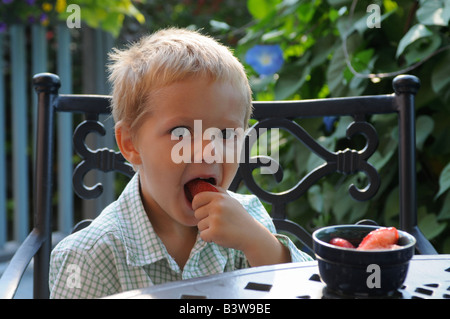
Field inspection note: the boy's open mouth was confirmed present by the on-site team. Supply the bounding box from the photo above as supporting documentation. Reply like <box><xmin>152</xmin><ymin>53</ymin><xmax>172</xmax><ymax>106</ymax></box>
<box><xmin>184</xmin><ymin>178</ymin><xmax>217</xmax><ymax>203</ymax></box>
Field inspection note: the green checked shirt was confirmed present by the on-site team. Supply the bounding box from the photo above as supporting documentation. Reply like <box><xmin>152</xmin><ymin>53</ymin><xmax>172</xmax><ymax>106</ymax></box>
<box><xmin>49</xmin><ymin>173</ymin><xmax>312</xmax><ymax>299</ymax></box>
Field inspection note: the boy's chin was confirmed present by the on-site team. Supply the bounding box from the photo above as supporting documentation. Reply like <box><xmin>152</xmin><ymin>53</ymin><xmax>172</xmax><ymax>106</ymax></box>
<box><xmin>180</xmin><ymin>201</ymin><xmax>198</xmax><ymax>226</ymax></box>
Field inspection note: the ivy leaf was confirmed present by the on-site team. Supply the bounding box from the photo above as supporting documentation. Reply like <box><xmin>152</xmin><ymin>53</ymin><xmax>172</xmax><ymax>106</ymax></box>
<box><xmin>438</xmin><ymin>191</ymin><xmax>450</xmax><ymax>221</ymax></box>
<box><xmin>351</xmin><ymin>48</ymin><xmax>375</xmax><ymax>73</ymax></box>
<box><xmin>403</xmin><ymin>35</ymin><xmax>441</xmax><ymax>65</ymax></box>
<box><xmin>415</xmin><ymin>115</ymin><xmax>434</xmax><ymax>151</ymax></box>
<box><xmin>209</xmin><ymin>20</ymin><xmax>230</xmax><ymax>32</ymax></box>
<box><xmin>418</xmin><ymin>208</ymin><xmax>447</xmax><ymax>240</ymax></box>
<box><xmin>416</xmin><ymin>0</ymin><xmax>450</xmax><ymax>26</ymax></box>
<box><xmin>436</xmin><ymin>162</ymin><xmax>450</xmax><ymax>199</ymax></box>
<box><xmin>396</xmin><ymin>24</ymin><xmax>433</xmax><ymax>58</ymax></box>
<box><xmin>275</xmin><ymin>65</ymin><xmax>310</xmax><ymax>99</ymax></box>
<box><xmin>431</xmin><ymin>51</ymin><xmax>450</xmax><ymax>105</ymax></box>
<box><xmin>348</xmin><ymin>200</ymin><xmax>370</xmax><ymax>224</ymax></box>
<box><xmin>326</xmin><ymin>46</ymin><xmax>347</xmax><ymax>96</ymax></box>
<box><xmin>327</xmin><ymin>0</ymin><xmax>352</xmax><ymax>8</ymax></box>
<box><xmin>308</xmin><ymin>185</ymin><xmax>323</xmax><ymax>213</ymax></box>
<box><xmin>383</xmin><ymin>187</ymin><xmax>399</xmax><ymax>226</ymax></box>
<box><xmin>247</xmin><ymin>0</ymin><xmax>281</xmax><ymax>20</ymax></box>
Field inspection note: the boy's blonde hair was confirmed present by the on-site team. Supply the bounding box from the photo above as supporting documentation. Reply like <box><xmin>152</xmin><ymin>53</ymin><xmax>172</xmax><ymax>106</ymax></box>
<box><xmin>108</xmin><ymin>28</ymin><xmax>253</xmax><ymax>135</ymax></box>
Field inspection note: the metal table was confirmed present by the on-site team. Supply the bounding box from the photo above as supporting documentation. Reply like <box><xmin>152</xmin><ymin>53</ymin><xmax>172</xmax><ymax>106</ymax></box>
<box><xmin>107</xmin><ymin>255</ymin><xmax>450</xmax><ymax>299</ymax></box>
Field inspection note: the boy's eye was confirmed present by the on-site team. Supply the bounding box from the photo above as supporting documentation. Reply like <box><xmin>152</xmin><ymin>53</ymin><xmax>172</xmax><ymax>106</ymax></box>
<box><xmin>171</xmin><ymin>126</ymin><xmax>190</xmax><ymax>139</ymax></box>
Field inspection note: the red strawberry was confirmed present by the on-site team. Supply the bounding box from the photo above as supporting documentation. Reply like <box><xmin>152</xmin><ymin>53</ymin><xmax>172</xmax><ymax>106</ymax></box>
<box><xmin>185</xmin><ymin>179</ymin><xmax>218</xmax><ymax>202</ymax></box>
<box><xmin>357</xmin><ymin>227</ymin><xmax>399</xmax><ymax>250</ymax></box>
<box><xmin>330</xmin><ymin>237</ymin><xmax>355</xmax><ymax>249</ymax></box>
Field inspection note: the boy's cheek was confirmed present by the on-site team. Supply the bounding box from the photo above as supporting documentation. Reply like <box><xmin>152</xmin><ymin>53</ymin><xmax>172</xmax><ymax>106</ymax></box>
<box><xmin>221</xmin><ymin>162</ymin><xmax>240</xmax><ymax>188</ymax></box>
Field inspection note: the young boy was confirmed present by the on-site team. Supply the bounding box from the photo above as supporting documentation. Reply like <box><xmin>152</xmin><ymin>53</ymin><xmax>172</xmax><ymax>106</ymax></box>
<box><xmin>49</xmin><ymin>28</ymin><xmax>312</xmax><ymax>299</ymax></box>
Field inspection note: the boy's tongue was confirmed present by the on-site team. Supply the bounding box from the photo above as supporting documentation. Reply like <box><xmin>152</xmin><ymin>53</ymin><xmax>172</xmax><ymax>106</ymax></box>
<box><xmin>185</xmin><ymin>179</ymin><xmax>218</xmax><ymax>202</ymax></box>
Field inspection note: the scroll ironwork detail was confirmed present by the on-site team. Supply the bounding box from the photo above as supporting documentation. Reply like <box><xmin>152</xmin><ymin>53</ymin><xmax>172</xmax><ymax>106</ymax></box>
<box><xmin>238</xmin><ymin>117</ymin><xmax>380</xmax><ymax>216</ymax></box>
<box><xmin>72</xmin><ymin>119</ymin><xmax>134</xmax><ymax>199</ymax></box>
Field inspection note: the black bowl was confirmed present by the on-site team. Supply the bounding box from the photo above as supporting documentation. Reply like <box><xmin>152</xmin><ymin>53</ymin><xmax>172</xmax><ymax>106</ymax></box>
<box><xmin>312</xmin><ymin>225</ymin><xmax>416</xmax><ymax>297</ymax></box>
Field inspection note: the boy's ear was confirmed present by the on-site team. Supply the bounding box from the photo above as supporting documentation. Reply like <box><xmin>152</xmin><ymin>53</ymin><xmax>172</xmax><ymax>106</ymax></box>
<box><xmin>115</xmin><ymin>122</ymin><xmax>142</xmax><ymax>166</ymax></box>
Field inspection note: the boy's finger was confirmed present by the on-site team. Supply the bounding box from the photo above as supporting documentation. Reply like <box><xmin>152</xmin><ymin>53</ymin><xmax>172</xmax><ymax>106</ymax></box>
<box><xmin>191</xmin><ymin>190</ymin><xmax>225</xmax><ymax>210</ymax></box>
<box><xmin>191</xmin><ymin>192</ymin><xmax>210</xmax><ymax>211</ymax></box>
<box><xmin>194</xmin><ymin>205</ymin><xmax>209</xmax><ymax>222</ymax></box>
<box><xmin>199</xmin><ymin>228</ymin><xmax>213</xmax><ymax>243</ymax></box>
<box><xmin>196</xmin><ymin>217</ymin><xmax>209</xmax><ymax>232</ymax></box>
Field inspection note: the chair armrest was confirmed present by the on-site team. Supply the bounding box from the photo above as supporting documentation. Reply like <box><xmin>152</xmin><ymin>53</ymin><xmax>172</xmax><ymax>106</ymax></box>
<box><xmin>411</xmin><ymin>226</ymin><xmax>438</xmax><ymax>255</ymax></box>
<box><xmin>0</xmin><ymin>229</ymin><xmax>44</xmax><ymax>299</ymax></box>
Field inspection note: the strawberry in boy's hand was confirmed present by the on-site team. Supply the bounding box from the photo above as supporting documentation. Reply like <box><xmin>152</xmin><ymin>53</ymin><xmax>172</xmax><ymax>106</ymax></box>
<box><xmin>185</xmin><ymin>179</ymin><xmax>218</xmax><ymax>202</ymax></box>
<box><xmin>357</xmin><ymin>227</ymin><xmax>399</xmax><ymax>250</ymax></box>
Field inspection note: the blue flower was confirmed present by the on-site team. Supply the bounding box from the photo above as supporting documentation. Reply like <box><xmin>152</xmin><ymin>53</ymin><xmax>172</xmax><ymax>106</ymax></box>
<box><xmin>323</xmin><ymin>116</ymin><xmax>338</xmax><ymax>133</ymax></box>
<box><xmin>245</xmin><ymin>44</ymin><xmax>284</xmax><ymax>76</ymax></box>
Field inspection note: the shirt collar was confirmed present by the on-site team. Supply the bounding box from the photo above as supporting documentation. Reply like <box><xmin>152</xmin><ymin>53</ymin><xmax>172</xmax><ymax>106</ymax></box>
<box><xmin>116</xmin><ymin>173</ymin><xmax>170</xmax><ymax>267</ymax></box>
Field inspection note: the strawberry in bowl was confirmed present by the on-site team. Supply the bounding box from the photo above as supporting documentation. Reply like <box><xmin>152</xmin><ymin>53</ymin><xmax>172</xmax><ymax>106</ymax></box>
<box><xmin>329</xmin><ymin>227</ymin><xmax>401</xmax><ymax>251</ymax></box>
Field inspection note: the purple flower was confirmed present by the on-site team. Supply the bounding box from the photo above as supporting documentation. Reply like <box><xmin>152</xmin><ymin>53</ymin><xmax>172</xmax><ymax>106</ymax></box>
<box><xmin>0</xmin><ymin>23</ymin><xmax>7</xmax><ymax>33</ymax></box>
<box><xmin>27</xmin><ymin>15</ymin><xmax>36</xmax><ymax>24</ymax></box>
<box><xmin>40</xmin><ymin>13</ymin><xmax>47</xmax><ymax>22</ymax></box>
<box><xmin>26</xmin><ymin>0</ymin><xmax>36</xmax><ymax>5</ymax></box>
<box><xmin>245</xmin><ymin>45</ymin><xmax>284</xmax><ymax>76</ymax></box>
<box><xmin>2</xmin><ymin>0</ymin><xmax>14</xmax><ymax>4</ymax></box>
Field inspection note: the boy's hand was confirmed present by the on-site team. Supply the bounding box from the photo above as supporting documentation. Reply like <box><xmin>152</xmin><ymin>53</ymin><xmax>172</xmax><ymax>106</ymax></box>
<box><xmin>192</xmin><ymin>188</ymin><xmax>291</xmax><ymax>266</ymax></box>
<box><xmin>192</xmin><ymin>188</ymin><xmax>258</xmax><ymax>249</ymax></box>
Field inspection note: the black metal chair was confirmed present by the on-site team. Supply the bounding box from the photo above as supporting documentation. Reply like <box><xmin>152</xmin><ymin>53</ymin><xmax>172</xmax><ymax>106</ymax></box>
<box><xmin>0</xmin><ymin>72</ymin><xmax>436</xmax><ymax>299</ymax></box>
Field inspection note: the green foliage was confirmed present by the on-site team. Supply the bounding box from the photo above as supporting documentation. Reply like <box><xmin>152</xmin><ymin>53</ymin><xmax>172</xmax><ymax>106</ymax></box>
<box><xmin>120</xmin><ymin>0</ymin><xmax>251</xmax><ymax>47</ymax></box>
<box><xmin>61</xmin><ymin>0</ymin><xmax>145</xmax><ymax>37</ymax></box>
<box><xmin>235</xmin><ymin>0</ymin><xmax>450</xmax><ymax>253</ymax></box>
<box><xmin>0</xmin><ymin>0</ymin><xmax>144</xmax><ymax>37</ymax></box>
